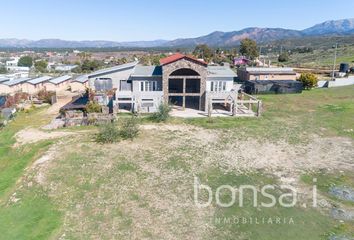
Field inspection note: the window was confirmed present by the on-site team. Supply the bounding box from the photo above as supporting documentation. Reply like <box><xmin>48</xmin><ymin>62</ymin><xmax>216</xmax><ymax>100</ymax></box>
<box><xmin>140</xmin><ymin>81</ymin><xmax>157</xmax><ymax>91</ymax></box>
<box><xmin>210</xmin><ymin>81</ymin><xmax>227</xmax><ymax>92</ymax></box>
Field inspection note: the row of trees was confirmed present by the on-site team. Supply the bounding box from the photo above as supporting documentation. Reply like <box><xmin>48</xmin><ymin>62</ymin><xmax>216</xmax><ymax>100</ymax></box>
<box><xmin>191</xmin><ymin>38</ymin><xmax>260</xmax><ymax>64</ymax></box>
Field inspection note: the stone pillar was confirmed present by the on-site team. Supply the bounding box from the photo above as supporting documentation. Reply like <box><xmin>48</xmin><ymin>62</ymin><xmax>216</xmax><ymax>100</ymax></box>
<box><xmin>183</xmin><ymin>77</ymin><xmax>186</xmax><ymax>109</ymax></box>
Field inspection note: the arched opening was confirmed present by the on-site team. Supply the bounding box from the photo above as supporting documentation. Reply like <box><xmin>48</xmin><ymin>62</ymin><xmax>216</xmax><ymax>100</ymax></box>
<box><xmin>170</xmin><ymin>68</ymin><xmax>200</xmax><ymax>76</ymax></box>
<box><xmin>167</xmin><ymin>68</ymin><xmax>202</xmax><ymax>110</ymax></box>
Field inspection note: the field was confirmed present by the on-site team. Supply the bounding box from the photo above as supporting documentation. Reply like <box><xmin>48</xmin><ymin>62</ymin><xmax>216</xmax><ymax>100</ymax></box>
<box><xmin>271</xmin><ymin>45</ymin><xmax>354</xmax><ymax>69</ymax></box>
<box><xmin>0</xmin><ymin>86</ymin><xmax>353</xmax><ymax>239</ymax></box>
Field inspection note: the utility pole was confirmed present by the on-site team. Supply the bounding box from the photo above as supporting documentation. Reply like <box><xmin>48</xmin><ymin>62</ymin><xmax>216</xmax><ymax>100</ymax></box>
<box><xmin>332</xmin><ymin>43</ymin><xmax>338</xmax><ymax>80</ymax></box>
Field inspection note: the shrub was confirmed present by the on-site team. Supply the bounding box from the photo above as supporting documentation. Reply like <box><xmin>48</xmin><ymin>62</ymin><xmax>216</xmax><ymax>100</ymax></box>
<box><xmin>96</xmin><ymin>123</ymin><xmax>120</xmax><ymax>143</ymax></box>
<box><xmin>37</xmin><ymin>89</ymin><xmax>56</xmax><ymax>104</ymax></box>
<box><xmin>151</xmin><ymin>103</ymin><xmax>172</xmax><ymax>122</ymax></box>
<box><xmin>85</xmin><ymin>101</ymin><xmax>102</xmax><ymax>113</ymax></box>
<box><xmin>119</xmin><ymin>117</ymin><xmax>140</xmax><ymax>140</ymax></box>
<box><xmin>278</xmin><ymin>52</ymin><xmax>289</xmax><ymax>62</ymax></box>
<box><xmin>298</xmin><ymin>73</ymin><xmax>318</xmax><ymax>90</ymax></box>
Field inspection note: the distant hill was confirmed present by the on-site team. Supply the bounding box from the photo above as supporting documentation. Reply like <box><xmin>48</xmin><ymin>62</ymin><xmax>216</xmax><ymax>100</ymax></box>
<box><xmin>0</xmin><ymin>38</ymin><xmax>168</xmax><ymax>49</ymax></box>
<box><xmin>302</xmin><ymin>18</ymin><xmax>354</xmax><ymax>35</ymax></box>
<box><xmin>1</xmin><ymin>18</ymin><xmax>354</xmax><ymax>48</ymax></box>
<box><xmin>166</xmin><ymin>28</ymin><xmax>303</xmax><ymax>47</ymax></box>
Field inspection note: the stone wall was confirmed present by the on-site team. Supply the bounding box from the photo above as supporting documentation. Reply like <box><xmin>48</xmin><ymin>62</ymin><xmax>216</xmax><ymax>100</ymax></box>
<box><xmin>162</xmin><ymin>58</ymin><xmax>207</xmax><ymax>111</ymax></box>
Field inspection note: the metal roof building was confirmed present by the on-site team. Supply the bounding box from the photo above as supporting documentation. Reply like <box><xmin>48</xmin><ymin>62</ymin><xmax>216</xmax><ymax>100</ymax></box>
<box><xmin>2</xmin><ymin>77</ymin><xmax>31</xmax><ymax>86</ymax></box>
<box><xmin>72</xmin><ymin>61</ymin><xmax>139</xmax><ymax>83</ymax></box>
<box><xmin>27</xmin><ymin>76</ymin><xmax>52</xmax><ymax>85</ymax></box>
<box><xmin>49</xmin><ymin>75</ymin><xmax>72</xmax><ymax>85</ymax></box>
<box><xmin>0</xmin><ymin>77</ymin><xmax>10</xmax><ymax>83</ymax></box>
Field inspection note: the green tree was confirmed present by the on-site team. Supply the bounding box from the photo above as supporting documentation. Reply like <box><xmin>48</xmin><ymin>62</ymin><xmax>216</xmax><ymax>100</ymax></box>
<box><xmin>77</xmin><ymin>52</ymin><xmax>92</xmax><ymax>64</ymax></box>
<box><xmin>119</xmin><ymin>117</ymin><xmax>140</xmax><ymax>140</ymax></box>
<box><xmin>96</xmin><ymin>123</ymin><xmax>120</xmax><ymax>143</ymax></box>
<box><xmin>81</xmin><ymin>59</ymin><xmax>102</xmax><ymax>72</ymax></box>
<box><xmin>278</xmin><ymin>52</ymin><xmax>289</xmax><ymax>62</ymax></box>
<box><xmin>193</xmin><ymin>44</ymin><xmax>213</xmax><ymax>61</ymax></box>
<box><xmin>151</xmin><ymin>54</ymin><xmax>167</xmax><ymax>66</ymax></box>
<box><xmin>85</xmin><ymin>101</ymin><xmax>102</xmax><ymax>113</ymax></box>
<box><xmin>151</xmin><ymin>103</ymin><xmax>172</xmax><ymax>122</ymax></box>
<box><xmin>239</xmin><ymin>38</ymin><xmax>259</xmax><ymax>60</ymax></box>
<box><xmin>298</xmin><ymin>73</ymin><xmax>318</xmax><ymax>90</ymax></box>
<box><xmin>0</xmin><ymin>66</ymin><xmax>7</xmax><ymax>74</ymax></box>
<box><xmin>34</xmin><ymin>60</ymin><xmax>48</xmax><ymax>72</ymax></box>
<box><xmin>18</xmin><ymin>56</ymin><xmax>33</xmax><ymax>67</ymax></box>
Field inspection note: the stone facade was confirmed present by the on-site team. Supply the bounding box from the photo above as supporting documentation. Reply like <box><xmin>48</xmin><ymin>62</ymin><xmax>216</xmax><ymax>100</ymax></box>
<box><xmin>162</xmin><ymin>58</ymin><xmax>207</xmax><ymax>111</ymax></box>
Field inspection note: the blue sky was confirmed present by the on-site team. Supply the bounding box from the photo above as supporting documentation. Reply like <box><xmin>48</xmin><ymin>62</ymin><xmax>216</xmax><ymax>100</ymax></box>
<box><xmin>2</xmin><ymin>0</ymin><xmax>354</xmax><ymax>41</ymax></box>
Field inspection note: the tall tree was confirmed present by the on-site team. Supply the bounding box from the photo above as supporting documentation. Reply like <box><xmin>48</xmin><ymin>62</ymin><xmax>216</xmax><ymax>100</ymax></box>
<box><xmin>34</xmin><ymin>60</ymin><xmax>48</xmax><ymax>72</ymax></box>
<box><xmin>239</xmin><ymin>38</ymin><xmax>259</xmax><ymax>60</ymax></box>
<box><xmin>18</xmin><ymin>56</ymin><xmax>33</xmax><ymax>67</ymax></box>
<box><xmin>193</xmin><ymin>44</ymin><xmax>213</xmax><ymax>61</ymax></box>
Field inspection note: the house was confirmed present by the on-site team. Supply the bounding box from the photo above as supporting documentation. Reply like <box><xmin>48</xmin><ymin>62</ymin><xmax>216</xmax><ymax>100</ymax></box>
<box><xmin>53</xmin><ymin>64</ymin><xmax>78</xmax><ymax>72</ymax></box>
<box><xmin>6</xmin><ymin>66</ymin><xmax>30</xmax><ymax>73</ymax></box>
<box><xmin>114</xmin><ymin>53</ymin><xmax>240</xmax><ymax>114</ymax></box>
<box><xmin>237</xmin><ymin>67</ymin><xmax>302</xmax><ymax>94</ymax></box>
<box><xmin>0</xmin><ymin>78</ymin><xmax>31</xmax><ymax>94</ymax></box>
<box><xmin>70</xmin><ymin>61</ymin><xmax>138</xmax><ymax>92</ymax></box>
<box><xmin>21</xmin><ymin>76</ymin><xmax>52</xmax><ymax>94</ymax></box>
<box><xmin>70</xmin><ymin>75</ymin><xmax>89</xmax><ymax>92</ymax></box>
<box><xmin>43</xmin><ymin>75</ymin><xmax>72</xmax><ymax>92</ymax></box>
<box><xmin>237</xmin><ymin>67</ymin><xmax>297</xmax><ymax>81</ymax></box>
<box><xmin>69</xmin><ymin>54</ymin><xmax>262</xmax><ymax>117</ymax></box>
<box><xmin>5</xmin><ymin>58</ymin><xmax>19</xmax><ymax>67</ymax></box>
<box><xmin>234</xmin><ymin>56</ymin><xmax>250</xmax><ymax>66</ymax></box>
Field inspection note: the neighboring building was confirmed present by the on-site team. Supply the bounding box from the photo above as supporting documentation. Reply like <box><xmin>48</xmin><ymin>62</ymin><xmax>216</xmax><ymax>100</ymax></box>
<box><xmin>237</xmin><ymin>67</ymin><xmax>297</xmax><ymax>81</ymax></box>
<box><xmin>70</xmin><ymin>61</ymin><xmax>138</xmax><ymax>92</ymax></box>
<box><xmin>0</xmin><ymin>78</ymin><xmax>31</xmax><ymax>94</ymax></box>
<box><xmin>53</xmin><ymin>64</ymin><xmax>78</xmax><ymax>72</ymax></box>
<box><xmin>6</xmin><ymin>66</ymin><xmax>30</xmax><ymax>72</ymax></box>
<box><xmin>70</xmin><ymin>75</ymin><xmax>89</xmax><ymax>92</ymax></box>
<box><xmin>5</xmin><ymin>71</ymin><xmax>29</xmax><ymax>78</ymax></box>
<box><xmin>234</xmin><ymin>56</ymin><xmax>250</xmax><ymax>66</ymax></box>
<box><xmin>244</xmin><ymin>80</ymin><xmax>303</xmax><ymax>94</ymax></box>
<box><xmin>5</xmin><ymin>58</ymin><xmax>19</xmax><ymax>67</ymax></box>
<box><xmin>21</xmin><ymin>76</ymin><xmax>52</xmax><ymax>94</ymax></box>
<box><xmin>43</xmin><ymin>75</ymin><xmax>72</xmax><ymax>92</ymax></box>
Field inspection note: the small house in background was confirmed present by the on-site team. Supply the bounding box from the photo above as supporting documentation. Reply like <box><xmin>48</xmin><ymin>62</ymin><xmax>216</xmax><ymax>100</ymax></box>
<box><xmin>43</xmin><ymin>75</ymin><xmax>72</xmax><ymax>92</ymax></box>
<box><xmin>237</xmin><ymin>67</ymin><xmax>297</xmax><ymax>81</ymax></box>
<box><xmin>70</xmin><ymin>75</ymin><xmax>89</xmax><ymax>92</ymax></box>
<box><xmin>54</xmin><ymin>64</ymin><xmax>78</xmax><ymax>72</ymax></box>
<box><xmin>21</xmin><ymin>76</ymin><xmax>52</xmax><ymax>94</ymax></box>
<box><xmin>234</xmin><ymin>56</ymin><xmax>250</xmax><ymax>66</ymax></box>
<box><xmin>0</xmin><ymin>78</ymin><xmax>31</xmax><ymax>94</ymax></box>
<box><xmin>244</xmin><ymin>80</ymin><xmax>303</xmax><ymax>94</ymax></box>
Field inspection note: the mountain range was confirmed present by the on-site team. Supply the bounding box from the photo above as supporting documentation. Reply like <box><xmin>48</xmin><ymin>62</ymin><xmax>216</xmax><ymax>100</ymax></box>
<box><xmin>1</xmin><ymin>18</ymin><xmax>354</xmax><ymax>48</ymax></box>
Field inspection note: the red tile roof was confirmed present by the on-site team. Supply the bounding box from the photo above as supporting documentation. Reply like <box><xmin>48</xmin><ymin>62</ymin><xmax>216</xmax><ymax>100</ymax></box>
<box><xmin>159</xmin><ymin>53</ymin><xmax>207</xmax><ymax>66</ymax></box>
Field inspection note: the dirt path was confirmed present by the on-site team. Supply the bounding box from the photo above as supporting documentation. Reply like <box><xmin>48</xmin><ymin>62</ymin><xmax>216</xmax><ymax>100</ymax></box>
<box><xmin>14</xmin><ymin>128</ymin><xmax>77</xmax><ymax>146</ymax></box>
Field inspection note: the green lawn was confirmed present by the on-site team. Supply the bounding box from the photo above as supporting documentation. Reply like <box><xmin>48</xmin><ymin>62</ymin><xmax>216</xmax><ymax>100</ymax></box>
<box><xmin>181</xmin><ymin>86</ymin><xmax>354</xmax><ymax>142</ymax></box>
<box><xmin>0</xmin><ymin>108</ymin><xmax>61</xmax><ymax>240</ymax></box>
